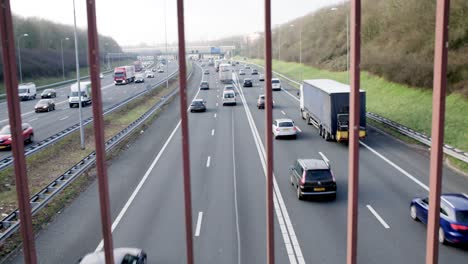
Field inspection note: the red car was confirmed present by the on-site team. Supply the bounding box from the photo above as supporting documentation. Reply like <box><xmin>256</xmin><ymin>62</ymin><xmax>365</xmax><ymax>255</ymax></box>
<box><xmin>0</xmin><ymin>123</ymin><xmax>34</xmax><ymax>149</ymax></box>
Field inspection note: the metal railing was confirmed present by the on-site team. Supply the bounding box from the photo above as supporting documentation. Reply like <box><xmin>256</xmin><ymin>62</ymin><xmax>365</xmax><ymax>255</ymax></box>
<box><xmin>0</xmin><ymin>65</ymin><xmax>193</xmax><ymax>243</ymax></box>
<box><xmin>246</xmin><ymin>62</ymin><xmax>468</xmax><ymax>164</ymax></box>
<box><xmin>0</xmin><ymin>69</ymin><xmax>178</xmax><ymax>172</ymax></box>
<box><xmin>0</xmin><ymin>0</ymin><xmax>453</xmax><ymax>264</ymax></box>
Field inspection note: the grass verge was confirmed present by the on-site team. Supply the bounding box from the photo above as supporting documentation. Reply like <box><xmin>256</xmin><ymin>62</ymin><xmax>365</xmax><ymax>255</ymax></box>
<box><xmin>239</xmin><ymin>58</ymin><xmax>468</xmax><ymax>173</ymax></box>
<box><xmin>0</xmin><ymin>64</ymin><xmax>188</xmax><ymax>258</ymax></box>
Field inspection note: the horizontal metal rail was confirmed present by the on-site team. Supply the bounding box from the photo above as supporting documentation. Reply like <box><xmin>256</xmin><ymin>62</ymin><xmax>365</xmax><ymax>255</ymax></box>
<box><xmin>0</xmin><ymin>69</ymin><xmax>178</xmax><ymax>172</ymax></box>
<box><xmin>245</xmin><ymin>62</ymin><xmax>468</xmax><ymax>164</ymax></box>
<box><xmin>0</xmin><ymin>63</ymin><xmax>193</xmax><ymax>243</ymax></box>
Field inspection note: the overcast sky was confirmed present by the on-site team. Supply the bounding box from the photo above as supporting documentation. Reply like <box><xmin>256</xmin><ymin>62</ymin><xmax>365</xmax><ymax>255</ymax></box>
<box><xmin>11</xmin><ymin>0</ymin><xmax>343</xmax><ymax>46</ymax></box>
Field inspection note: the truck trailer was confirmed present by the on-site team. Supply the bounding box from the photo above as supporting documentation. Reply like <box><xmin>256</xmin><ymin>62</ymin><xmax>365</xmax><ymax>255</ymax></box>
<box><xmin>114</xmin><ymin>66</ymin><xmax>135</xmax><ymax>85</ymax></box>
<box><xmin>300</xmin><ymin>79</ymin><xmax>366</xmax><ymax>142</ymax></box>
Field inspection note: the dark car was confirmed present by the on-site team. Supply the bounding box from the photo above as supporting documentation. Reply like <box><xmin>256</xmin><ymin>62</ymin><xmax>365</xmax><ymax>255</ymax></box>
<box><xmin>0</xmin><ymin>123</ymin><xmax>34</xmax><ymax>149</ymax></box>
<box><xmin>35</xmin><ymin>99</ymin><xmax>55</xmax><ymax>113</ymax></box>
<box><xmin>290</xmin><ymin>159</ymin><xmax>337</xmax><ymax>200</ymax></box>
<box><xmin>243</xmin><ymin>78</ymin><xmax>253</xmax><ymax>87</ymax></box>
<box><xmin>41</xmin><ymin>89</ymin><xmax>57</xmax><ymax>98</ymax></box>
<box><xmin>410</xmin><ymin>193</ymin><xmax>468</xmax><ymax>245</ymax></box>
<box><xmin>252</xmin><ymin>69</ymin><xmax>258</xmax><ymax>75</ymax></box>
<box><xmin>200</xmin><ymin>81</ymin><xmax>209</xmax><ymax>90</ymax></box>
<box><xmin>79</xmin><ymin>248</ymin><xmax>147</xmax><ymax>264</ymax></box>
<box><xmin>190</xmin><ymin>99</ymin><xmax>207</xmax><ymax>112</ymax></box>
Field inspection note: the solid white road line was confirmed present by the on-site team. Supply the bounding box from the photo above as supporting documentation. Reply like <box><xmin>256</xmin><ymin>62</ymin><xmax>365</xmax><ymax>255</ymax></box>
<box><xmin>206</xmin><ymin>156</ymin><xmax>211</xmax><ymax>168</ymax></box>
<box><xmin>211</xmin><ymin>129</ymin><xmax>215</xmax><ymax>136</ymax></box>
<box><xmin>194</xmin><ymin>211</ymin><xmax>203</xmax><ymax>237</ymax></box>
<box><xmin>281</xmin><ymin>110</ymin><xmax>286</xmax><ymax>115</ymax></box>
<box><xmin>59</xmin><ymin>116</ymin><xmax>69</xmax><ymax>121</ymax></box>
<box><xmin>318</xmin><ymin>152</ymin><xmax>330</xmax><ymax>165</ymax></box>
<box><xmin>233</xmin><ymin>74</ymin><xmax>304</xmax><ymax>264</ymax></box>
<box><xmin>231</xmin><ymin>110</ymin><xmax>242</xmax><ymax>264</ymax></box>
<box><xmin>360</xmin><ymin>141</ymin><xmax>429</xmax><ymax>191</ymax></box>
<box><xmin>295</xmin><ymin>126</ymin><xmax>302</xmax><ymax>133</ymax></box>
<box><xmin>366</xmin><ymin>205</ymin><xmax>390</xmax><ymax>229</ymax></box>
<box><xmin>95</xmin><ymin>65</ymin><xmax>202</xmax><ymax>252</ymax></box>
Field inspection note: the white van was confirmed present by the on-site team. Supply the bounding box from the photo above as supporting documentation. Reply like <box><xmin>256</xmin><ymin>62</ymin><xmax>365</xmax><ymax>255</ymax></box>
<box><xmin>222</xmin><ymin>90</ymin><xmax>236</xmax><ymax>106</ymax></box>
<box><xmin>69</xmin><ymin>81</ymin><xmax>92</xmax><ymax>108</ymax></box>
<box><xmin>272</xmin><ymin>78</ymin><xmax>282</xmax><ymax>91</ymax></box>
<box><xmin>18</xmin><ymin>83</ymin><xmax>37</xmax><ymax>101</ymax></box>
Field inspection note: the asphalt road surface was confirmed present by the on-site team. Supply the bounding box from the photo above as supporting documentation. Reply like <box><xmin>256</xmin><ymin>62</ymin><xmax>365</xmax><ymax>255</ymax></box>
<box><xmin>6</xmin><ymin>62</ymin><xmax>467</xmax><ymax>263</ymax></box>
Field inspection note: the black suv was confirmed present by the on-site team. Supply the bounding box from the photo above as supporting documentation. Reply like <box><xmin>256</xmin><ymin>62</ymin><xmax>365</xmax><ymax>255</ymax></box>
<box><xmin>243</xmin><ymin>78</ymin><xmax>253</xmax><ymax>87</ymax></box>
<box><xmin>289</xmin><ymin>159</ymin><xmax>337</xmax><ymax>200</ymax></box>
<box><xmin>200</xmin><ymin>81</ymin><xmax>209</xmax><ymax>90</ymax></box>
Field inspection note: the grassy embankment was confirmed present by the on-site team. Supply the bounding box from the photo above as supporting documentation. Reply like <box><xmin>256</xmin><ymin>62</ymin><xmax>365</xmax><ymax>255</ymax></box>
<box><xmin>244</xmin><ymin>58</ymin><xmax>468</xmax><ymax>172</ymax></box>
<box><xmin>0</xmin><ymin>64</ymin><xmax>190</xmax><ymax>257</ymax></box>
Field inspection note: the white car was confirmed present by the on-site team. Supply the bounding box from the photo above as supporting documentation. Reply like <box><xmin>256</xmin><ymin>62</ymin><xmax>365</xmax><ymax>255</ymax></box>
<box><xmin>222</xmin><ymin>90</ymin><xmax>236</xmax><ymax>106</ymax></box>
<box><xmin>272</xmin><ymin>78</ymin><xmax>281</xmax><ymax>91</ymax></box>
<box><xmin>273</xmin><ymin>118</ymin><xmax>297</xmax><ymax>139</ymax></box>
<box><xmin>145</xmin><ymin>70</ymin><xmax>154</xmax><ymax>78</ymax></box>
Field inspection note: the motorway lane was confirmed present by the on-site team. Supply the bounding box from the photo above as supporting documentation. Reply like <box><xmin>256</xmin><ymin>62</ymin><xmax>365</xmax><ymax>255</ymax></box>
<box><xmin>0</xmin><ymin>63</ymin><xmax>178</xmax><ymax>159</ymax></box>
<box><xmin>6</xmin><ymin>63</ymin><xmax>197</xmax><ymax>264</ymax></box>
<box><xmin>236</xmin><ymin>66</ymin><xmax>468</xmax><ymax>263</ymax></box>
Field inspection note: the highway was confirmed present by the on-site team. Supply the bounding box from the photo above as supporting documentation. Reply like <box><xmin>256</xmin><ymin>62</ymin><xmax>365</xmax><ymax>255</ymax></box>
<box><xmin>6</xmin><ymin>62</ymin><xmax>468</xmax><ymax>263</ymax></box>
<box><xmin>0</xmin><ymin>62</ymin><xmax>178</xmax><ymax>160</ymax></box>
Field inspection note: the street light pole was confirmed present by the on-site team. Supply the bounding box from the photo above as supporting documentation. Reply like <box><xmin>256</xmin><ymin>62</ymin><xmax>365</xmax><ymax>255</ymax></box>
<box><xmin>164</xmin><ymin>0</ymin><xmax>169</xmax><ymax>89</ymax></box>
<box><xmin>61</xmin><ymin>37</ymin><xmax>69</xmax><ymax>80</ymax></box>
<box><xmin>73</xmin><ymin>0</ymin><xmax>85</xmax><ymax>150</ymax></box>
<box><xmin>17</xmin><ymin>33</ymin><xmax>29</xmax><ymax>84</ymax></box>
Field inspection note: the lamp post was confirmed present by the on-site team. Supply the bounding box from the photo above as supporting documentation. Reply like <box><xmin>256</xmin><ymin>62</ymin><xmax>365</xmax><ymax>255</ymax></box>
<box><xmin>17</xmin><ymin>33</ymin><xmax>29</xmax><ymax>84</ymax></box>
<box><xmin>73</xmin><ymin>0</ymin><xmax>85</xmax><ymax>150</ymax></box>
<box><xmin>331</xmin><ymin>5</ymin><xmax>349</xmax><ymax>83</ymax></box>
<box><xmin>290</xmin><ymin>24</ymin><xmax>303</xmax><ymax>81</ymax></box>
<box><xmin>61</xmin><ymin>37</ymin><xmax>70</xmax><ymax>80</ymax></box>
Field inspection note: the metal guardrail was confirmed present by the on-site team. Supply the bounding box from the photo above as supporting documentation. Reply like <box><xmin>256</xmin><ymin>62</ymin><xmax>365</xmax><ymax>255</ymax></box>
<box><xmin>0</xmin><ymin>63</ymin><xmax>193</xmax><ymax>243</ymax></box>
<box><xmin>0</xmin><ymin>69</ymin><xmax>179</xmax><ymax>172</ymax></box>
<box><xmin>245</xmin><ymin>61</ymin><xmax>468</xmax><ymax>164</ymax></box>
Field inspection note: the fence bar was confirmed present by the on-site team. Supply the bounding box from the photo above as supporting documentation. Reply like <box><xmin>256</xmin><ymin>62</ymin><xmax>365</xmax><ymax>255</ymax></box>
<box><xmin>346</xmin><ymin>1</ymin><xmax>361</xmax><ymax>264</ymax></box>
<box><xmin>425</xmin><ymin>0</ymin><xmax>450</xmax><ymax>263</ymax></box>
<box><xmin>0</xmin><ymin>1</ymin><xmax>38</xmax><ymax>263</ymax></box>
<box><xmin>263</xmin><ymin>0</ymin><xmax>275</xmax><ymax>263</ymax></box>
<box><xmin>85</xmin><ymin>1</ymin><xmax>115</xmax><ymax>263</ymax></box>
<box><xmin>176</xmin><ymin>0</ymin><xmax>194</xmax><ymax>263</ymax></box>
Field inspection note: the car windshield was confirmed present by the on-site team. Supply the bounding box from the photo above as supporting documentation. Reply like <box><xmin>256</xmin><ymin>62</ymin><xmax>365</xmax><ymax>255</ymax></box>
<box><xmin>259</xmin><ymin>95</ymin><xmax>265</xmax><ymax>100</ymax></box>
<box><xmin>191</xmin><ymin>101</ymin><xmax>203</xmax><ymax>106</ymax></box>
<box><xmin>37</xmin><ymin>100</ymin><xmax>49</xmax><ymax>105</ymax></box>
<box><xmin>278</xmin><ymin>122</ymin><xmax>294</xmax><ymax>127</ymax></box>
<box><xmin>272</xmin><ymin>80</ymin><xmax>280</xmax><ymax>83</ymax></box>
<box><xmin>43</xmin><ymin>89</ymin><xmax>53</xmax><ymax>93</ymax></box>
<box><xmin>225</xmin><ymin>86</ymin><xmax>234</xmax><ymax>90</ymax></box>
<box><xmin>18</xmin><ymin>88</ymin><xmax>28</xmax><ymax>93</ymax></box>
<box><xmin>0</xmin><ymin>126</ymin><xmax>11</xmax><ymax>135</ymax></box>
<box><xmin>71</xmin><ymin>91</ymin><xmax>86</xmax><ymax>97</ymax></box>
<box><xmin>114</xmin><ymin>72</ymin><xmax>124</xmax><ymax>77</ymax></box>
<box><xmin>306</xmin><ymin>170</ymin><xmax>333</xmax><ymax>181</ymax></box>
<box><xmin>455</xmin><ymin>210</ymin><xmax>468</xmax><ymax>224</ymax></box>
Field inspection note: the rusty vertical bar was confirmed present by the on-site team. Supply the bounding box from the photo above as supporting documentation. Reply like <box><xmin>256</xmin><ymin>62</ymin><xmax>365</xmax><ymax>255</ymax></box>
<box><xmin>425</xmin><ymin>1</ymin><xmax>450</xmax><ymax>263</ymax></box>
<box><xmin>0</xmin><ymin>1</ymin><xmax>37</xmax><ymax>263</ymax></box>
<box><xmin>85</xmin><ymin>1</ymin><xmax>114</xmax><ymax>263</ymax></box>
<box><xmin>176</xmin><ymin>0</ymin><xmax>194</xmax><ymax>263</ymax></box>
<box><xmin>264</xmin><ymin>0</ymin><xmax>275</xmax><ymax>263</ymax></box>
<box><xmin>346</xmin><ymin>1</ymin><xmax>360</xmax><ymax>264</ymax></box>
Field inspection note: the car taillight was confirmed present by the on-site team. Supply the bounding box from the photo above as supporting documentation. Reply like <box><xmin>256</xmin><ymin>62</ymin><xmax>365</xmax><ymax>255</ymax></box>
<box><xmin>293</xmin><ymin>127</ymin><xmax>297</xmax><ymax>131</ymax></box>
<box><xmin>300</xmin><ymin>172</ymin><xmax>306</xmax><ymax>185</ymax></box>
<box><xmin>276</xmin><ymin>128</ymin><xmax>280</xmax><ymax>131</ymax></box>
<box><xmin>450</xmin><ymin>223</ymin><xmax>468</xmax><ymax>231</ymax></box>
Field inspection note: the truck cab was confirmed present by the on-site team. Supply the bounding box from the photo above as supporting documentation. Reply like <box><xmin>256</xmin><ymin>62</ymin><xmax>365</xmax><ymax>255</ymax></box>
<box><xmin>69</xmin><ymin>81</ymin><xmax>92</xmax><ymax>108</ymax></box>
<box><xmin>18</xmin><ymin>83</ymin><xmax>37</xmax><ymax>101</ymax></box>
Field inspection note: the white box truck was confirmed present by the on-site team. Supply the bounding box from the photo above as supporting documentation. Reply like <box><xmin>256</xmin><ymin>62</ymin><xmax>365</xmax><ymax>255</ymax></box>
<box><xmin>18</xmin><ymin>83</ymin><xmax>37</xmax><ymax>101</ymax></box>
<box><xmin>69</xmin><ymin>81</ymin><xmax>92</xmax><ymax>108</ymax></box>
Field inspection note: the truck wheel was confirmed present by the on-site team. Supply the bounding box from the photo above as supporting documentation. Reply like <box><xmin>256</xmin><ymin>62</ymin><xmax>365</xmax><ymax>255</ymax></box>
<box><xmin>319</xmin><ymin>126</ymin><xmax>322</xmax><ymax>136</ymax></box>
<box><xmin>326</xmin><ymin>132</ymin><xmax>331</xmax><ymax>141</ymax></box>
<box><xmin>69</xmin><ymin>104</ymin><xmax>73</xmax><ymax>108</ymax></box>
<box><xmin>301</xmin><ymin>110</ymin><xmax>306</xmax><ymax>120</ymax></box>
